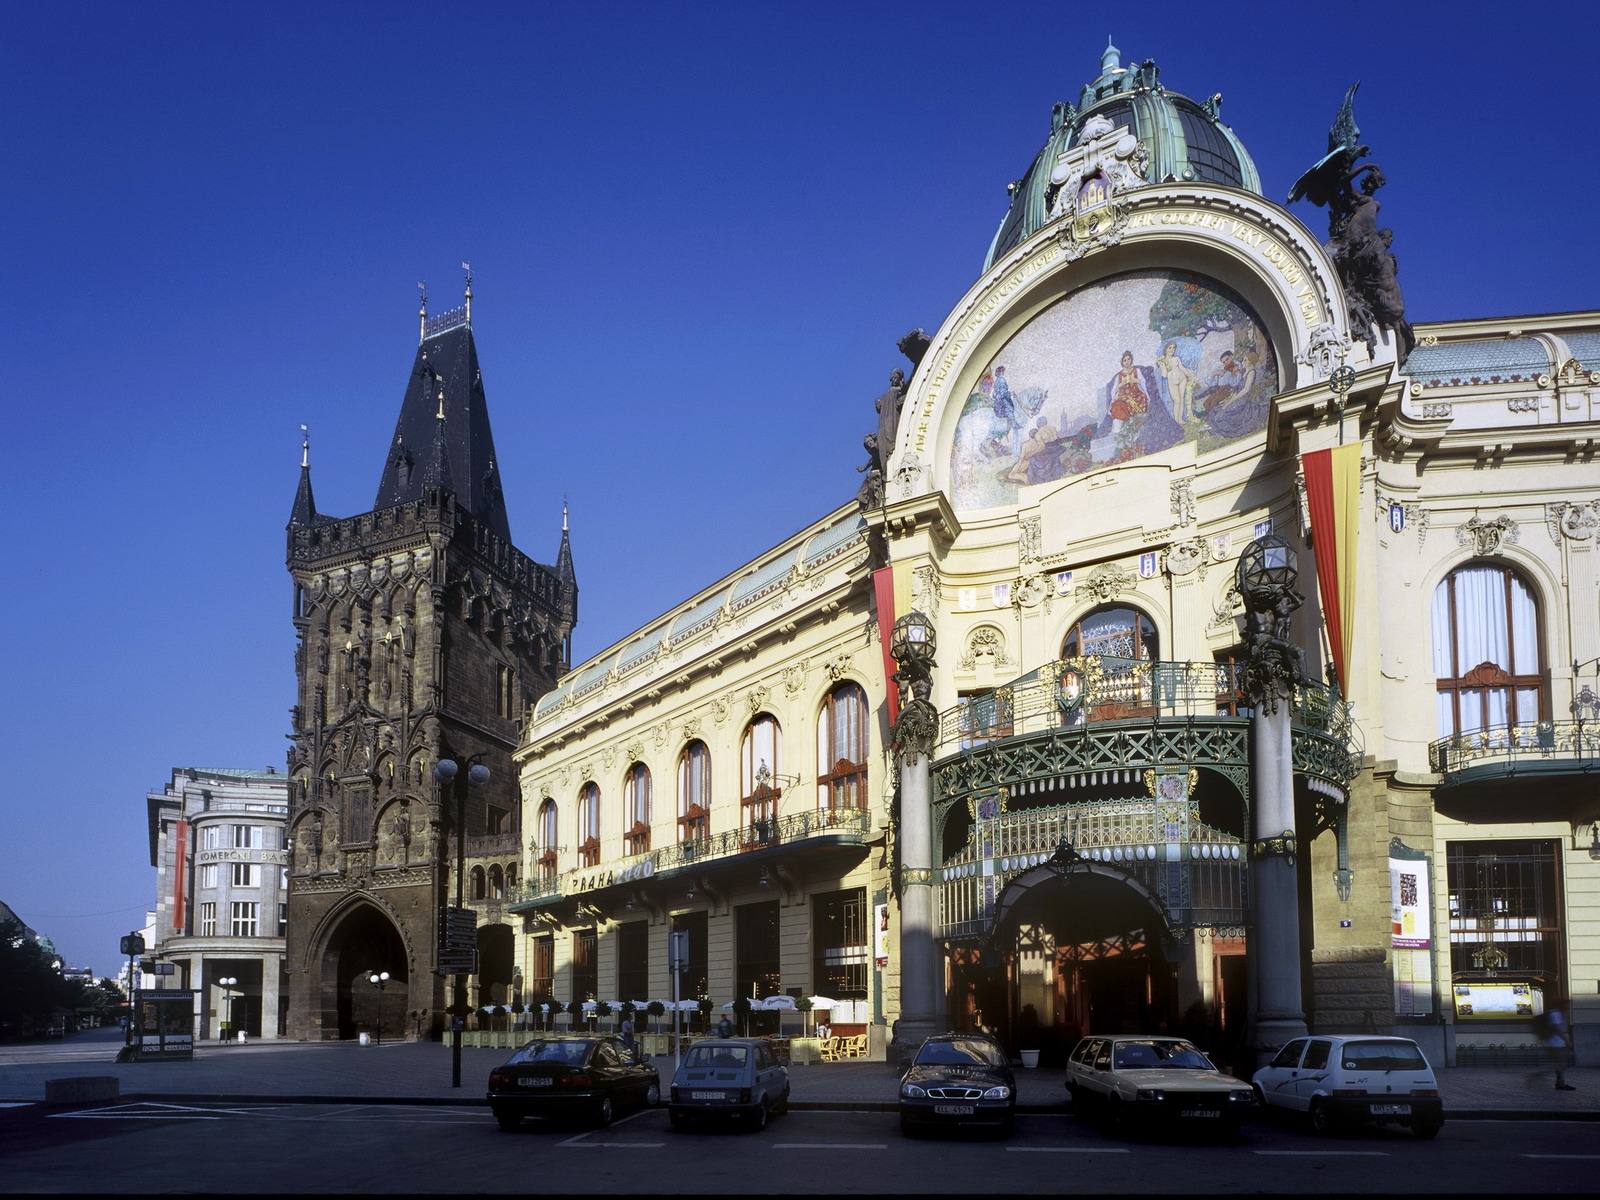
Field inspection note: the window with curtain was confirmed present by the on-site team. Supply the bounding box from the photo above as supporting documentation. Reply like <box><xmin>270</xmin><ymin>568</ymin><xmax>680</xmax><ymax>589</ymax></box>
<box><xmin>536</xmin><ymin>800</ymin><xmax>559</xmax><ymax>884</ymax></box>
<box><xmin>624</xmin><ymin>763</ymin><xmax>652</xmax><ymax>854</ymax></box>
<box><xmin>1432</xmin><ymin>563</ymin><xmax>1544</xmax><ymax>737</ymax></box>
<box><xmin>817</xmin><ymin>682</ymin><xmax>868</xmax><ymax>812</ymax></box>
<box><xmin>577</xmin><ymin>783</ymin><xmax>601</xmax><ymax>866</ymax></box>
<box><xmin>1061</xmin><ymin>605</ymin><xmax>1159</xmax><ymax>661</ymax></box>
<box><xmin>677</xmin><ymin>742</ymin><xmax>711</xmax><ymax>843</ymax></box>
<box><xmin>741</xmin><ymin>714</ymin><xmax>782</xmax><ymax>832</ymax></box>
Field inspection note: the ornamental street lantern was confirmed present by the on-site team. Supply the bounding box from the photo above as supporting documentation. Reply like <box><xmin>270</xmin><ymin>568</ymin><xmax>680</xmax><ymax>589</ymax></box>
<box><xmin>890</xmin><ymin>611</ymin><xmax>936</xmax><ymax>707</ymax></box>
<box><xmin>1236</xmin><ymin>534</ymin><xmax>1305</xmax><ymax>710</ymax></box>
<box><xmin>1235</xmin><ymin>533</ymin><xmax>1299</xmax><ymax>600</ymax></box>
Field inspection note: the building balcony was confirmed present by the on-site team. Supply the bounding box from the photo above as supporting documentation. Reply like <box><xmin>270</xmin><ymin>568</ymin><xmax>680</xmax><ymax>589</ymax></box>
<box><xmin>505</xmin><ymin>806</ymin><xmax>875</xmax><ymax>913</ymax></box>
<box><xmin>1427</xmin><ymin>719</ymin><xmax>1600</xmax><ymax>820</ymax></box>
<box><xmin>934</xmin><ymin>656</ymin><xmax>1360</xmax><ymax>801</ymax></box>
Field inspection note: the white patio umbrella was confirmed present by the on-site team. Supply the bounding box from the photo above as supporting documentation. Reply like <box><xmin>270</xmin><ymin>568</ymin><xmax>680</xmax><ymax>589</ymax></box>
<box><xmin>806</xmin><ymin>996</ymin><xmax>838</xmax><ymax>1008</ymax></box>
<box><xmin>760</xmin><ymin>995</ymin><xmax>798</xmax><ymax>1010</ymax></box>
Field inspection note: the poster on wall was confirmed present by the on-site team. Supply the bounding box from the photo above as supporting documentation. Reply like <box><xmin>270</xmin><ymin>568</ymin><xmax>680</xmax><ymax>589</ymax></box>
<box><xmin>948</xmin><ymin>269</ymin><xmax>1278</xmax><ymax>510</ymax></box>
<box><xmin>874</xmin><ymin>903</ymin><xmax>890</xmax><ymax>969</ymax></box>
<box><xmin>1390</xmin><ymin>845</ymin><xmax>1434</xmax><ymax>1017</ymax></box>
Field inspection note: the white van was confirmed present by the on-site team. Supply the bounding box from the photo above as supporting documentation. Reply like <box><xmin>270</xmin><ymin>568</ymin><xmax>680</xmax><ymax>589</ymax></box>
<box><xmin>1251</xmin><ymin>1035</ymin><xmax>1443</xmax><ymax>1138</ymax></box>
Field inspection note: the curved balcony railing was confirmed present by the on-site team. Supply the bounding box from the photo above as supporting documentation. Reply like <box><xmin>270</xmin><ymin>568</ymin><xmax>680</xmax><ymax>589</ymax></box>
<box><xmin>938</xmin><ymin>656</ymin><xmax>1354</xmax><ymax>753</ymax></box>
<box><xmin>1428</xmin><ymin>719</ymin><xmax>1600</xmax><ymax>778</ymax></box>
<box><xmin>505</xmin><ymin>806</ymin><xmax>873</xmax><ymax>911</ymax></box>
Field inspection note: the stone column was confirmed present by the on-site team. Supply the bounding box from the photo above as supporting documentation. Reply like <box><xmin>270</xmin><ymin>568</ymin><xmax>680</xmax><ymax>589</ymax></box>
<box><xmin>262</xmin><ymin>952</ymin><xmax>283</xmax><ymax>1040</ymax></box>
<box><xmin>1237</xmin><ymin>537</ymin><xmax>1310</xmax><ymax>1068</ymax></box>
<box><xmin>888</xmin><ymin>613</ymin><xmax>941</xmax><ymax>1064</ymax></box>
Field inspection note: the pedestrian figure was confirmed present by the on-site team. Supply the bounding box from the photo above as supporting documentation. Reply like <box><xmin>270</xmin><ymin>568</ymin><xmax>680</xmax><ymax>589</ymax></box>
<box><xmin>716</xmin><ymin>1015</ymin><xmax>734</xmax><ymax>1039</ymax></box>
<box><xmin>620</xmin><ymin>1013</ymin><xmax>635</xmax><ymax>1051</ymax></box>
<box><xmin>1538</xmin><ymin>1009</ymin><xmax>1576</xmax><ymax>1090</ymax></box>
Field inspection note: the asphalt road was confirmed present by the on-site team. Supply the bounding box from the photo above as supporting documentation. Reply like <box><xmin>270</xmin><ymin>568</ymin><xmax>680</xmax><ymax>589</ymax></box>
<box><xmin>2</xmin><ymin>1099</ymin><xmax>1596</xmax><ymax>1194</ymax></box>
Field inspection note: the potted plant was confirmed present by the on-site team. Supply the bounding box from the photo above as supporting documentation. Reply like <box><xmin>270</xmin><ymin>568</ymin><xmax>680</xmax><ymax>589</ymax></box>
<box><xmin>1016</xmin><ymin>1003</ymin><xmax>1042</xmax><ymax>1068</ymax></box>
<box><xmin>646</xmin><ymin>999</ymin><xmax>665</xmax><ymax>1035</ymax></box>
<box><xmin>696</xmin><ymin>996</ymin><xmax>714</xmax><ymax>1031</ymax></box>
<box><xmin>594</xmin><ymin>999</ymin><xmax>614</xmax><ymax>1031</ymax></box>
<box><xmin>732</xmin><ymin>995</ymin><xmax>753</xmax><ymax>1037</ymax></box>
<box><xmin>796</xmin><ymin>995</ymin><xmax>814</xmax><ymax>1035</ymax></box>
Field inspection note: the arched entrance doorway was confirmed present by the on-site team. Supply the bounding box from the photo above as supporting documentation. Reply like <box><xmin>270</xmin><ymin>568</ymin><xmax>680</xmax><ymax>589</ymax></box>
<box><xmin>320</xmin><ymin>902</ymin><xmax>409</xmax><ymax>1040</ymax></box>
<box><xmin>990</xmin><ymin>854</ymin><xmax>1188</xmax><ymax>1063</ymax></box>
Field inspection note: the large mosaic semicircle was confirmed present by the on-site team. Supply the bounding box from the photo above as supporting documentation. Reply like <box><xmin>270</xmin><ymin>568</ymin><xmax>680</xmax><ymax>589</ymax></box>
<box><xmin>948</xmin><ymin>269</ymin><xmax>1278</xmax><ymax>511</ymax></box>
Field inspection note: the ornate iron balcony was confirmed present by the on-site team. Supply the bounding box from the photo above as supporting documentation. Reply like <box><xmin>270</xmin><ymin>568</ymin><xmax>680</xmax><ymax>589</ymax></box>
<box><xmin>1429</xmin><ymin>719</ymin><xmax>1600</xmax><ymax>779</ymax></box>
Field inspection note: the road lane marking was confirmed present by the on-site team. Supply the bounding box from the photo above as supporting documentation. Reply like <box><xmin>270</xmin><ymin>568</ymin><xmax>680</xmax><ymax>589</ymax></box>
<box><xmin>1006</xmin><ymin>1145</ymin><xmax>1131</xmax><ymax>1154</ymax></box>
<box><xmin>1523</xmin><ymin>1154</ymin><xmax>1600</xmax><ymax>1159</ymax></box>
<box><xmin>773</xmin><ymin>1143</ymin><xmax>887</xmax><ymax>1149</ymax></box>
<box><xmin>1254</xmin><ymin>1150</ymin><xmax>1389</xmax><ymax>1156</ymax></box>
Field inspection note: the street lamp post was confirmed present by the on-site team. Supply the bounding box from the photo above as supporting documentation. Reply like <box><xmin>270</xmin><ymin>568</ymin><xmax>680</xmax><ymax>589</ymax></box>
<box><xmin>1236</xmin><ymin>535</ymin><xmax>1311</xmax><ymax>1068</ymax></box>
<box><xmin>435</xmin><ymin>755</ymin><xmax>491</xmax><ymax>1088</ymax></box>
<box><xmin>218</xmin><ymin>976</ymin><xmax>238</xmax><ymax>1045</ymax></box>
<box><xmin>367</xmin><ymin>971</ymin><xmax>391</xmax><ymax>1045</ymax></box>
<box><xmin>888</xmin><ymin>610</ymin><xmax>940</xmax><ymax>1065</ymax></box>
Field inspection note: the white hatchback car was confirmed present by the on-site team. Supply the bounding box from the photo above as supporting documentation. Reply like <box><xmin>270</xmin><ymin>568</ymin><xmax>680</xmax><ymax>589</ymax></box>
<box><xmin>1251</xmin><ymin>1035</ymin><xmax>1443</xmax><ymax>1138</ymax></box>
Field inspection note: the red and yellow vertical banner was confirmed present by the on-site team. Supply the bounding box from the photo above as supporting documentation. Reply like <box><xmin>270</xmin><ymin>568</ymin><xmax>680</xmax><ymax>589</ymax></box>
<box><xmin>172</xmin><ymin>819</ymin><xmax>189</xmax><ymax>932</ymax></box>
<box><xmin>873</xmin><ymin>564</ymin><xmax>913</xmax><ymax>723</ymax></box>
<box><xmin>1301</xmin><ymin>443</ymin><xmax>1362</xmax><ymax>694</ymax></box>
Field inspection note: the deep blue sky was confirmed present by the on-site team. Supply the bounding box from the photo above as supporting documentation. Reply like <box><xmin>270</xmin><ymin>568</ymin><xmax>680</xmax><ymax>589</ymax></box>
<box><xmin>5</xmin><ymin>1</ymin><xmax>1595</xmax><ymax>976</ymax></box>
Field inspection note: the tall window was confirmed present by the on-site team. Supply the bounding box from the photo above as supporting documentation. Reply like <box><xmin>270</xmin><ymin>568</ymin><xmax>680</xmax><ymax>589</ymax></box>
<box><xmin>817</xmin><ymin>682</ymin><xmax>868</xmax><ymax>812</ymax></box>
<box><xmin>624</xmin><ymin>764</ymin><xmax>652</xmax><ymax>854</ymax></box>
<box><xmin>1446</xmin><ymin>839</ymin><xmax>1564</xmax><ymax>993</ymax></box>
<box><xmin>470</xmin><ymin>866</ymin><xmax>487</xmax><ymax>900</ymax></box>
<box><xmin>736</xmin><ymin>900</ymin><xmax>782</xmax><ymax>1001</ymax></box>
<box><xmin>200</xmin><ymin>902</ymin><xmax>217</xmax><ymax>936</ymax></box>
<box><xmin>200</xmin><ymin>863</ymin><xmax>219</xmax><ymax>890</ymax></box>
<box><xmin>813</xmin><ymin>888</ymin><xmax>868</xmax><ymax>999</ymax></box>
<box><xmin>277</xmin><ymin>903</ymin><xmax>287</xmax><ymax>937</ymax></box>
<box><xmin>230</xmin><ymin>902</ymin><xmax>259</xmax><ymax>937</ymax></box>
<box><xmin>488</xmin><ymin>864</ymin><xmax>504</xmax><ymax>899</ymax></box>
<box><xmin>232</xmin><ymin>825</ymin><xmax>261</xmax><ymax>849</ymax></box>
<box><xmin>741</xmin><ymin>715</ymin><xmax>782</xmax><ymax>831</ymax></box>
<box><xmin>617</xmin><ymin>920</ymin><xmax>649</xmax><ymax>1003</ymax></box>
<box><xmin>231</xmin><ymin>863</ymin><xmax>259</xmax><ymax>888</ymax></box>
<box><xmin>1432</xmin><ymin>563</ymin><xmax>1544</xmax><ymax>736</ymax></box>
<box><xmin>572</xmin><ymin>929</ymin><xmax>598</xmax><ymax>1003</ymax></box>
<box><xmin>677</xmin><ymin>741</ymin><xmax>711</xmax><ymax>843</ymax></box>
<box><xmin>577</xmin><ymin>783</ymin><xmax>601</xmax><ymax>867</ymax></box>
<box><xmin>671</xmin><ymin>911</ymin><xmax>708</xmax><ymax>1000</ymax></box>
<box><xmin>529</xmin><ymin>937</ymin><xmax>554</xmax><ymax>1002</ymax></box>
<box><xmin>536</xmin><ymin>800</ymin><xmax>559</xmax><ymax>885</ymax></box>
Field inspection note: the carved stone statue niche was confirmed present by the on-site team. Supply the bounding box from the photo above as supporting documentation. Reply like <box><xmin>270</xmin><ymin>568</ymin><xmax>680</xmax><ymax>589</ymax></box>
<box><xmin>1287</xmin><ymin>83</ymin><xmax>1414</xmax><ymax>360</ymax></box>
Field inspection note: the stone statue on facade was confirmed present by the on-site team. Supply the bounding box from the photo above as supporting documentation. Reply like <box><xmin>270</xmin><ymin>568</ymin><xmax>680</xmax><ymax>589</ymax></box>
<box><xmin>1288</xmin><ymin>83</ymin><xmax>1414</xmax><ymax>360</ymax></box>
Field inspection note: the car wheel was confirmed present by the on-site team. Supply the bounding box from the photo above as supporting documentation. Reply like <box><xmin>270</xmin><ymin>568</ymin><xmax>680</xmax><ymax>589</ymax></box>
<box><xmin>493</xmin><ymin>1108</ymin><xmax>521</xmax><ymax>1132</ymax></box>
<box><xmin>644</xmin><ymin>1081</ymin><xmax>661</xmax><ymax>1108</ymax></box>
<box><xmin>1412</xmin><ymin>1120</ymin><xmax>1442</xmax><ymax>1140</ymax></box>
<box><xmin>775</xmin><ymin>1086</ymin><xmax>790</xmax><ymax>1115</ymax></box>
<box><xmin>594</xmin><ymin>1096</ymin><xmax>614</xmax><ymax>1128</ymax></box>
<box><xmin>1309</xmin><ymin>1098</ymin><xmax>1338</xmax><ymax>1137</ymax></box>
<box><xmin>750</xmin><ymin>1100</ymin><xmax>768</xmax><ymax>1132</ymax></box>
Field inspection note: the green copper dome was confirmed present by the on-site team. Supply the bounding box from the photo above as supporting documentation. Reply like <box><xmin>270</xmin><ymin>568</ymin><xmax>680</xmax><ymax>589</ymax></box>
<box><xmin>983</xmin><ymin>40</ymin><xmax>1262</xmax><ymax>273</ymax></box>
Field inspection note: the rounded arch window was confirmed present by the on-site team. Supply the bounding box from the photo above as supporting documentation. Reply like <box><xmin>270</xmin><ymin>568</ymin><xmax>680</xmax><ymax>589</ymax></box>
<box><xmin>817</xmin><ymin>682</ymin><xmax>868</xmax><ymax>813</ymax></box>
<box><xmin>1061</xmin><ymin>605</ymin><xmax>1159</xmax><ymax>662</ymax></box>
<box><xmin>623</xmin><ymin>763</ymin><xmax>652</xmax><ymax>854</ymax></box>
<box><xmin>577</xmin><ymin>783</ymin><xmax>601</xmax><ymax>867</ymax></box>
<box><xmin>470</xmin><ymin>865</ymin><xmax>487</xmax><ymax>900</ymax></box>
<box><xmin>535</xmin><ymin>799</ymin><xmax>559</xmax><ymax>884</ymax></box>
<box><xmin>741</xmin><ymin>714</ymin><xmax>783</xmax><ymax>832</ymax></box>
<box><xmin>677</xmin><ymin>742</ymin><xmax>711</xmax><ymax>842</ymax></box>
<box><xmin>487</xmin><ymin>863</ymin><xmax>505</xmax><ymax>900</ymax></box>
<box><xmin>1432</xmin><ymin>562</ymin><xmax>1545</xmax><ymax>736</ymax></box>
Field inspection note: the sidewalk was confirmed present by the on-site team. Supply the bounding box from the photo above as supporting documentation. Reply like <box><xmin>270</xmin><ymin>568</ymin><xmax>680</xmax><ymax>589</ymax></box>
<box><xmin>2</xmin><ymin>1031</ymin><xmax>1595</xmax><ymax>1118</ymax></box>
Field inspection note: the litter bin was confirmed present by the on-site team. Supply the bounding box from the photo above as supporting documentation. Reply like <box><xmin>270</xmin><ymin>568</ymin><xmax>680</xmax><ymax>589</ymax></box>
<box><xmin>359</xmin><ymin>1032</ymin><xmax>371</xmax><ymax>1046</ymax></box>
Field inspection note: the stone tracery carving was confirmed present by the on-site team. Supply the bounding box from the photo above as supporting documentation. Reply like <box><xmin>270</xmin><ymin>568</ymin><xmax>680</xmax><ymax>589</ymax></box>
<box><xmin>1170</xmin><ymin>479</ymin><xmax>1196</xmax><ymax>527</ymax></box>
<box><xmin>1547</xmin><ymin>501</ymin><xmax>1599</xmax><ymax>543</ymax></box>
<box><xmin>1075</xmin><ymin>562</ymin><xmax>1137</xmax><ymax>603</ymax></box>
<box><xmin>1457</xmin><ymin>514</ymin><xmax>1519</xmax><ymax>556</ymax></box>
<box><xmin>960</xmin><ymin>626</ymin><xmax>1010</xmax><ymax>672</ymax></box>
<box><xmin>1165</xmin><ymin>540</ymin><xmax>1206</xmax><ymax>578</ymax></box>
<box><xmin>1018</xmin><ymin>516</ymin><xmax>1043</xmax><ymax>565</ymax></box>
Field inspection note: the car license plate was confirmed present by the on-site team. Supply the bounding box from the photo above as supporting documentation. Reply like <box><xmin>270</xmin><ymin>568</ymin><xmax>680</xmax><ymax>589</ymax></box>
<box><xmin>1181</xmin><ymin>1109</ymin><xmax>1222</xmax><ymax>1118</ymax></box>
<box><xmin>519</xmin><ymin>1077</ymin><xmax>552</xmax><ymax>1088</ymax></box>
<box><xmin>691</xmin><ymin>1091</ymin><xmax>724</xmax><ymax>1100</ymax></box>
<box><xmin>1371</xmin><ymin>1103</ymin><xmax>1411</xmax><ymax>1115</ymax></box>
<box><xmin>934</xmin><ymin>1104</ymin><xmax>975</xmax><ymax>1115</ymax></box>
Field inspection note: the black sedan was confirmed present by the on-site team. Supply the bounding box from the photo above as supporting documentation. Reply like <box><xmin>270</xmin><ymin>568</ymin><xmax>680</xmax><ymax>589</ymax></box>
<box><xmin>898</xmin><ymin>1033</ymin><xmax>1016</xmax><ymax>1136</ymax></box>
<box><xmin>487</xmin><ymin>1035</ymin><xmax>660</xmax><ymax>1129</ymax></box>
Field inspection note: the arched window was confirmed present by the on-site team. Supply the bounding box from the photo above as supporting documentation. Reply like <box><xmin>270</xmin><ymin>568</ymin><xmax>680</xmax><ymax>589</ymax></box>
<box><xmin>1061</xmin><ymin>605</ymin><xmax>1159</xmax><ymax>661</ymax></box>
<box><xmin>817</xmin><ymin>682</ymin><xmax>868</xmax><ymax>813</ymax></box>
<box><xmin>488</xmin><ymin>864</ymin><xmax>505</xmax><ymax>900</ymax></box>
<box><xmin>741</xmin><ymin>715</ymin><xmax>782</xmax><ymax>833</ymax></box>
<box><xmin>677</xmin><ymin>742</ymin><xmax>711</xmax><ymax>843</ymax></box>
<box><xmin>577</xmin><ymin>783</ymin><xmax>601</xmax><ymax>867</ymax></box>
<box><xmin>470</xmin><ymin>865</ymin><xmax>487</xmax><ymax>900</ymax></box>
<box><xmin>536</xmin><ymin>799</ymin><xmax>558</xmax><ymax>885</ymax></box>
<box><xmin>624</xmin><ymin>763</ymin><xmax>652</xmax><ymax>854</ymax></box>
<box><xmin>1433</xmin><ymin>563</ymin><xmax>1545</xmax><ymax>736</ymax></box>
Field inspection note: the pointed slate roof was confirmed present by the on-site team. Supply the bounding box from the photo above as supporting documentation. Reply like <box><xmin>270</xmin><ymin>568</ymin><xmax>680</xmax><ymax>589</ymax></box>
<box><xmin>373</xmin><ymin>320</ymin><xmax>511</xmax><ymax>539</ymax></box>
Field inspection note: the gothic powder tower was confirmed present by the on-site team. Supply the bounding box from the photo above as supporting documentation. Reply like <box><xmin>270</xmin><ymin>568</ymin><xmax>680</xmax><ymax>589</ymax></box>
<box><xmin>283</xmin><ymin>280</ymin><xmax>575</xmax><ymax>1041</ymax></box>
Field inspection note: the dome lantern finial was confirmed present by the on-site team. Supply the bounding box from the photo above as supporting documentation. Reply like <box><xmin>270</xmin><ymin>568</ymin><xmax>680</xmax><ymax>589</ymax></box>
<box><xmin>1101</xmin><ymin>36</ymin><xmax>1121</xmax><ymax>74</ymax></box>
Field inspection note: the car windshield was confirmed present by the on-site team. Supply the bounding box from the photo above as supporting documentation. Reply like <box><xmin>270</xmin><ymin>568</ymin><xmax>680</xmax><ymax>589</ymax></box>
<box><xmin>1340</xmin><ymin>1040</ymin><xmax>1428</xmax><ymax>1071</ymax></box>
<box><xmin>507</xmin><ymin>1040</ymin><xmax>591</xmax><ymax>1065</ymax></box>
<box><xmin>1113</xmin><ymin>1040</ymin><xmax>1213</xmax><ymax>1070</ymax></box>
<box><xmin>915</xmin><ymin>1039</ymin><xmax>1002</xmax><ymax>1067</ymax></box>
<box><xmin>683</xmin><ymin>1044</ymin><xmax>748</xmax><ymax>1069</ymax></box>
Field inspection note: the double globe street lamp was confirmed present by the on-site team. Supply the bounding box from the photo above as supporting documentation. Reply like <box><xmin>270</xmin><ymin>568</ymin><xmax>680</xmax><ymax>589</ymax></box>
<box><xmin>218</xmin><ymin>976</ymin><xmax>238</xmax><ymax>1044</ymax></box>
<box><xmin>434</xmin><ymin>755</ymin><xmax>491</xmax><ymax>1087</ymax></box>
<box><xmin>367</xmin><ymin>971</ymin><xmax>391</xmax><ymax>1045</ymax></box>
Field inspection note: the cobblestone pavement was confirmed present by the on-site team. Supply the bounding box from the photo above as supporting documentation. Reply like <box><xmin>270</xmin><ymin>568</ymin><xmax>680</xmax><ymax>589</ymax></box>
<box><xmin>2</xmin><ymin>1031</ymin><xmax>1594</xmax><ymax>1118</ymax></box>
